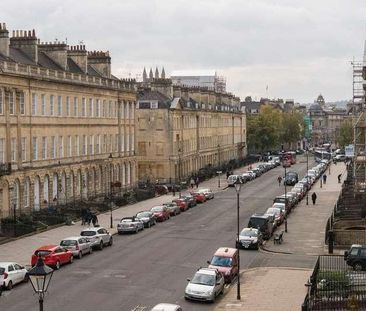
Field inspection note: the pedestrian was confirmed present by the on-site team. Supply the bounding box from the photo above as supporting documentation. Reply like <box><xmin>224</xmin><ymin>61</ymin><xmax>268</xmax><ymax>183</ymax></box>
<box><xmin>195</xmin><ymin>177</ymin><xmax>200</xmax><ymax>188</ymax></box>
<box><xmin>226</xmin><ymin>171</ymin><xmax>230</xmax><ymax>179</ymax></box>
<box><xmin>86</xmin><ymin>208</ymin><xmax>92</xmax><ymax>226</ymax></box>
<box><xmin>92</xmin><ymin>214</ymin><xmax>98</xmax><ymax>227</ymax></box>
<box><xmin>81</xmin><ymin>207</ymin><xmax>87</xmax><ymax>225</ymax></box>
<box><xmin>190</xmin><ymin>177</ymin><xmax>195</xmax><ymax>189</ymax></box>
<box><xmin>172</xmin><ymin>184</ymin><xmax>176</xmax><ymax>196</ymax></box>
<box><xmin>311</xmin><ymin>192</ymin><xmax>317</xmax><ymax>205</ymax></box>
<box><xmin>277</xmin><ymin>176</ymin><xmax>282</xmax><ymax>186</ymax></box>
<box><xmin>338</xmin><ymin>174</ymin><xmax>342</xmax><ymax>184</ymax></box>
<box><xmin>323</xmin><ymin>174</ymin><xmax>327</xmax><ymax>184</ymax></box>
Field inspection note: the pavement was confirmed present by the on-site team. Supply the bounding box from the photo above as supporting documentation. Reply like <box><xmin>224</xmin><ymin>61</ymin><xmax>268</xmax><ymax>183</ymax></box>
<box><xmin>214</xmin><ymin>161</ymin><xmax>347</xmax><ymax>311</ymax></box>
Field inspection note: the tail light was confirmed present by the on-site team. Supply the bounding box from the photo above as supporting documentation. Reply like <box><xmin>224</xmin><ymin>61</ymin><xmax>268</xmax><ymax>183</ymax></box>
<box><xmin>3</xmin><ymin>272</ymin><xmax>8</xmax><ymax>279</ymax></box>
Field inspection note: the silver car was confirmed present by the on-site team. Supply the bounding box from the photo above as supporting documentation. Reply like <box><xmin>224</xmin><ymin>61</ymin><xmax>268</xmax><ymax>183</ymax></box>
<box><xmin>198</xmin><ymin>188</ymin><xmax>214</xmax><ymax>199</ymax></box>
<box><xmin>80</xmin><ymin>227</ymin><xmax>113</xmax><ymax>250</ymax></box>
<box><xmin>151</xmin><ymin>304</ymin><xmax>182</xmax><ymax>311</ymax></box>
<box><xmin>117</xmin><ymin>217</ymin><xmax>144</xmax><ymax>234</ymax></box>
<box><xmin>60</xmin><ymin>236</ymin><xmax>93</xmax><ymax>259</ymax></box>
<box><xmin>185</xmin><ymin>268</ymin><xmax>224</xmax><ymax>302</ymax></box>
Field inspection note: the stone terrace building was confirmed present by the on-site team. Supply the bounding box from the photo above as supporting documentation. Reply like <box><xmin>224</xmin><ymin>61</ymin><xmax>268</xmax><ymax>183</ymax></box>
<box><xmin>0</xmin><ymin>23</ymin><xmax>137</xmax><ymax>219</ymax></box>
<box><xmin>136</xmin><ymin>78</ymin><xmax>246</xmax><ymax>183</ymax></box>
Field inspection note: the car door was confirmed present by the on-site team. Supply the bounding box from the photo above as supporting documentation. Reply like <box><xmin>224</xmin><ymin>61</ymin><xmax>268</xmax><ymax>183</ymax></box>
<box><xmin>215</xmin><ymin>272</ymin><xmax>224</xmax><ymax>294</ymax></box>
<box><xmin>57</xmin><ymin>247</ymin><xmax>69</xmax><ymax>263</ymax></box>
<box><xmin>97</xmin><ymin>228</ymin><xmax>108</xmax><ymax>244</ymax></box>
<box><xmin>13</xmin><ymin>264</ymin><xmax>26</xmax><ymax>284</ymax></box>
<box><xmin>7</xmin><ymin>264</ymin><xmax>17</xmax><ymax>285</ymax></box>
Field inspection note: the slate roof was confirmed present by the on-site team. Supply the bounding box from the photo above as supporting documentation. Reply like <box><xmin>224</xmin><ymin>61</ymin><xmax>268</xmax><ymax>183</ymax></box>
<box><xmin>137</xmin><ymin>90</ymin><xmax>171</xmax><ymax>108</ymax></box>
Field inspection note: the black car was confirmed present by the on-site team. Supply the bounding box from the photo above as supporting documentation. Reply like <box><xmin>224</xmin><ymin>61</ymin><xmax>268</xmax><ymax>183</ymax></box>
<box><xmin>135</xmin><ymin>211</ymin><xmax>156</xmax><ymax>228</ymax></box>
<box><xmin>284</xmin><ymin>172</ymin><xmax>298</xmax><ymax>186</ymax></box>
<box><xmin>344</xmin><ymin>244</ymin><xmax>366</xmax><ymax>270</ymax></box>
<box><xmin>247</xmin><ymin>213</ymin><xmax>275</xmax><ymax>240</ymax></box>
<box><xmin>181</xmin><ymin>193</ymin><xmax>197</xmax><ymax>208</ymax></box>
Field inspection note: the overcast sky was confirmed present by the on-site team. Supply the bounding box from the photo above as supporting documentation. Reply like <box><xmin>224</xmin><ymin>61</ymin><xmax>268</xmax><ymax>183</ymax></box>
<box><xmin>2</xmin><ymin>0</ymin><xmax>365</xmax><ymax>103</ymax></box>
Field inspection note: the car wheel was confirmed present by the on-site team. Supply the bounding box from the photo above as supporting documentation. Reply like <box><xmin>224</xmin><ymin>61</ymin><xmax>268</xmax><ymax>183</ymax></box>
<box><xmin>55</xmin><ymin>261</ymin><xmax>61</xmax><ymax>270</ymax></box>
<box><xmin>354</xmin><ymin>263</ymin><xmax>363</xmax><ymax>271</ymax></box>
<box><xmin>69</xmin><ymin>255</ymin><xmax>74</xmax><ymax>264</ymax></box>
<box><xmin>108</xmin><ymin>237</ymin><xmax>113</xmax><ymax>246</ymax></box>
<box><xmin>78</xmin><ymin>251</ymin><xmax>82</xmax><ymax>259</ymax></box>
<box><xmin>99</xmin><ymin>241</ymin><xmax>104</xmax><ymax>250</ymax></box>
<box><xmin>7</xmin><ymin>281</ymin><xmax>13</xmax><ymax>290</ymax></box>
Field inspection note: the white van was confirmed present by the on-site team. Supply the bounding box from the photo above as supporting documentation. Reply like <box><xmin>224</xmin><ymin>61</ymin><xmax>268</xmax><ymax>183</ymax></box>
<box><xmin>227</xmin><ymin>175</ymin><xmax>240</xmax><ymax>187</ymax></box>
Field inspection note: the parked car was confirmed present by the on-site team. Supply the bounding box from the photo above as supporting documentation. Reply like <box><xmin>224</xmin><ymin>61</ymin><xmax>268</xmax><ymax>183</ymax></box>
<box><xmin>151</xmin><ymin>304</ymin><xmax>182</xmax><ymax>311</ymax></box>
<box><xmin>227</xmin><ymin>175</ymin><xmax>241</xmax><ymax>186</ymax></box>
<box><xmin>272</xmin><ymin>202</ymin><xmax>287</xmax><ymax>216</ymax></box>
<box><xmin>0</xmin><ymin>262</ymin><xmax>28</xmax><ymax>290</ymax></box>
<box><xmin>172</xmin><ymin>198</ymin><xmax>188</xmax><ymax>212</ymax></box>
<box><xmin>241</xmin><ymin>172</ymin><xmax>253</xmax><ymax>182</ymax></box>
<box><xmin>31</xmin><ymin>245</ymin><xmax>73</xmax><ymax>270</ymax></box>
<box><xmin>284</xmin><ymin>172</ymin><xmax>299</xmax><ymax>186</ymax></box>
<box><xmin>181</xmin><ymin>193</ymin><xmax>197</xmax><ymax>208</ymax></box>
<box><xmin>252</xmin><ymin>168</ymin><xmax>262</xmax><ymax>177</ymax></box>
<box><xmin>344</xmin><ymin>244</ymin><xmax>366</xmax><ymax>270</ymax></box>
<box><xmin>273</xmin><ymin>195</ymin><xmax>291</xmax><ymax>214</ymax></box>
<box><xmin>150</xmin><ymin>205</ymin><xmax>170</xmax><ymax>222</ymax></box>
<box><xmin>190</xmin><ymin>191</ymin><xmax>206</xmax><ymax>203</ymax></box>
<box><xmin>334</xmin><ymin>154</ymin><xmax>346</xmax><ymax>162</ymax></box>
<box><xmin>80</xmin><ymin>227</ymin><xmax>113</xmax><ymax>250</ymax></box>
<box><xmin>207</xmin><ymin>247</ymin><xmax>239</xmax><ymax>283</ymax></box>
<box><xmin>135</xmin><ymin>211</ymin><xmax>157</xmax><ymax>228</ymax></box>
<box><xmin>247</xmin><ymin>171</ymin><xmax>257</xmax><ymax>179</ymax></box>
<box><xmin>60</xmin><ymin>236</ymin><xmax>92</xmax><ymax>259</ymax></box>
<box><xmin>117</xmin><ymin>217</ymin><xmax>144</xmax><ymax>234</ymax></box>
<box><xmin>265</xmin><ymin>207</ymin><xmax>284</xmax><ymax>226</ymax></box>
<box><xmin>247</xmin><ymin>213</ymin><xmax>274</xmax><ymax>240</ymax></box>
<box><xmin>184</xmin><ymin>268</ymin><xmax>224</xmax><ymax>302</ymax></box>
<box><xmin>164</xmin><ymin>202</ymin><xmax>181</xmax><ymax>216</ymax></box>
<box><xmin>198</xmin><ymin>188</ymin><xmax>214</xmax><ymax>200</ymax></box>
<box><xmin>236</xmin><ymin>227</ymin><xmax>263</xmax><ymax>250</ymax></box>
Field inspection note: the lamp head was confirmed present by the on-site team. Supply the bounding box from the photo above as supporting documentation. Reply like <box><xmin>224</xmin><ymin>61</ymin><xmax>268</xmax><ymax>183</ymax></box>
<box><xmin>28</xmin><ymin>256</ymin><xmax>54</xmax><ymax>295</ymax></box>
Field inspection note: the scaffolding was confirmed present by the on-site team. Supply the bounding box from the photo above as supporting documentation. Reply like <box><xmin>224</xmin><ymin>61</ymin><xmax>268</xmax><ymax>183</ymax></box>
<box><xmin>353</xmin><ymin>60</ymin><xmax>366</xmax><ymax>192</ymax></box>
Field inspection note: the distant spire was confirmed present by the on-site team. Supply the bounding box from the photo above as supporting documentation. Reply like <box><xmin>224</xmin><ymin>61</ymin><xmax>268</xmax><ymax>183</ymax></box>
<box><xmin>161</xmin><ymin>67</ymin><xmax>166</xmax><ymax>79</ymax></box>
<box><xmin>143</xmin><ymin>67</ymin><xmax>147</xmax><ymax>82</ymax></box>
<box><xmin>155</xmin><ymin>67</ymin><xmax>159</xmax><ymax>79</ymax></box>
<box><xmin>149</xmin><ymin>68</ymin><xmax>153</xmax><ymax>80</ymax></box>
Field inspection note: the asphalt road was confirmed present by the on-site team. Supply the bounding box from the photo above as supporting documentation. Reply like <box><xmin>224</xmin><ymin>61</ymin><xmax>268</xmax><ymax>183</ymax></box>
<box><xmin>0</xmin><ymin>156</ymin><xmax>317</xmax><ymax>311</ymax></box>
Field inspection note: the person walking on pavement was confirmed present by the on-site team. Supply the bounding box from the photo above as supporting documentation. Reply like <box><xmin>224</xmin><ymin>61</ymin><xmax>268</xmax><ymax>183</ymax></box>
<box><xmin>277</xmin><ymin>176</ymin><xmax>282</xmax><ymax>186</ymax></box>
<box><xmin>92</xmin><ymin>213</ymin><xmax>98</xmax><ymax>227</ymax></box>
<box><xmin>195</xmin><ymin>177</ymin><xmax>200</xmax><ymax>188</ymax></box>
<box><xmin>338</xmin><ymin>174</ymin><xmax>342</xmax><ymax>183</ymax></box>
<box><xmin>323</xmin><ymin>174</ymin><xmax>327</xmax><ymax>184</ymax></box>
<box><xmin>311</xmin><ymin>192</ymin><xmax>317</xmax><ymax>205</ymax></box>
<box><xmin>190</xmin><ymin>178</ymin><xmax>195</xmax><ymax>189</ymax></box>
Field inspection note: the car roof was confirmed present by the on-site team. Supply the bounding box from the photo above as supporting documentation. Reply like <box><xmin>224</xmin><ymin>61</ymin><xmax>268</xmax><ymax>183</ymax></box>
<box><xmin>213</xmin><ymin>247</ymin><xmax>237</xmax><ymax>257</ymax></box>
<box><xmin>0</xmin><ymin>262</ymin><xmax>18</xmax><ymax>266</ymax></box>
<box><xmin>151</xmin><ymin>303</ymin><xmax>182</xmax><ymax>311</ymax></box>
<box><xmin>36</xmin><ymin>245</ymin><xmax>58</xmax><ymax>251</ymax></box>
<box><xmin>61</xmin><ymin>236</ymin><xmax>83</xmax><ymax>241</ymax></box>
<box><xmin>196</xmin><ymin>267</ymin><xmax>217</xmax><ymax>275</ymax></box>
<box><xmin>250</xmin><ymin>213</ymin><xmax>267</xmax><ymax>219</ymax></box>
<box><xmin>241</xmin><ymin>227</ymin><xmax>258</xmax><ymax>233</ymax></box>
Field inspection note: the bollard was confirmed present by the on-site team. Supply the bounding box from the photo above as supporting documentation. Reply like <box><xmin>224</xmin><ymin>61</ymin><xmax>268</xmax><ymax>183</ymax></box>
<box><xmin>328</xmin><ymin>230</ymin><xmax>334</xmax><ymax>254</ymax></box>
<box><xmin>285</xmin><ymin>218</ymin><xmax>288</xmax><ymax>233</ymax></box>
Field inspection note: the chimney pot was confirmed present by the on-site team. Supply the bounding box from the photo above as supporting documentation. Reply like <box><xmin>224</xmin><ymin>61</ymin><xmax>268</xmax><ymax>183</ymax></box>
<box><xmin>12</xmin><ymin>30</ymin><xmax>15</xmax><ymax>37</ymax></box>
<box><xmin>0</xmin><ymin>24</ymin><xmax>2</xmax><ymax>30</ymax></box>
<box><xmin>28</xmin><ymin>30</ymin><xmax>32</xmax><ymax>37</ymax></box>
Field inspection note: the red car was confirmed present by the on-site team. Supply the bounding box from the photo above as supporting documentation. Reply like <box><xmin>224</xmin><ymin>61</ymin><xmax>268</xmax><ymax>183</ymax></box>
<box><xmin>191</xmin><ymin>192</ymin><xmax>206</xmax><ymax>203</ymax></box>
<box><xmin>150</xmin><ymin>206</ymin><xmax>170</xmax><ymax>222</ymax></box>
<box><xmin>172</xmin><ymin>198</ymin><xmax>188</xmax><ymax>211</ymax></box>
<box><xmin>31</xmin><ymin>245</ymin><xmax>73</xmax><ymax>270</ymax></box>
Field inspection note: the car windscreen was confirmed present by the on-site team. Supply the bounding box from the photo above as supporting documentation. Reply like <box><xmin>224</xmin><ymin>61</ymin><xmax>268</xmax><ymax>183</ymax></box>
<box><xmin>191</xmin><ymin>273</ymin><xmax>215</xmax><ymax>286</ymax></box>
<box><xmin>151</xmin><ymin>207</ymin><xmax>163</xmax><ymax>212</ymax></box>
<box><xmin>210</xmin><ymin>255</ymin><xmax>233</xmax><ymax>267</ymax></box>
<box><xmin>80</xmin><ymin>231</ymin><xmax>96</xmax><ymax>237</ymax></box>
<box><xmin>136</xmin><ymin>212</ymin><xmax>150</xmax><ymax>218</ymax></box>
<box><xmin>241</xmin><ymin>230</ymin><xmax>258</xmax><ymax>237</ymax></box>
<box><xmin>35</xmin><ymin>250</ymin><xmax>52</xmax><ymax>256</ymax></box>
<box><xmin>274</xmin><ymin>197</ymin><xmax>286</xmax><ymax>203</ymax></box>
<box><xmin>60</xmin><ymin>240</ymin><xmax>77</xmax><ymax>246</ymax></box>
<box><xmin>248</xmin><ymin>217</ymin><xmax>266</xmax><ymax>228</ymax></box>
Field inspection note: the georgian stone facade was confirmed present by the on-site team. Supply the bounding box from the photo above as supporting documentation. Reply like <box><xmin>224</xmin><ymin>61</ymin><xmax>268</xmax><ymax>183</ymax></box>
<box><xmin>0</xmin><ymin>23</ymin><xmax>137</xmax><ymax>219</ymax></box>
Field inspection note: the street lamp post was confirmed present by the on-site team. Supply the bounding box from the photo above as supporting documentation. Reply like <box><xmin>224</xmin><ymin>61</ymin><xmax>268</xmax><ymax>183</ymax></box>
<box><xmin>28</xmin><ymin>256</ymin><xmax>54</xmax><ymax>311</ymax></box>
<box><xmin>306</xmin><ymin>147</ymin><xmax>309</xmax><ymax>205</ymax></box>
<box><xmin>108</xmin><ymin>154</ymin><xmax>113</xmax><ymax>229</ymax></box>
<box><xmin>234</xmin><ymin>178</ymin><xmax>242</xmax><ymax>301</ymax></box>
<box><xmin>217</xmin><ymin>170</ymin><xmax>222</xmax><ymax>188</ymax></box>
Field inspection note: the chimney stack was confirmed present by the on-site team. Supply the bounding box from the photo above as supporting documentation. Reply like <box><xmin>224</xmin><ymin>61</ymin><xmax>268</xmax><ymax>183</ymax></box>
<box><xmin>0</xmin><ymin>23</ymin><xmax>9</xmax><ymax>57</ymax></box>
<box><xmin>10</xmin><ymin>28</ymin><xmax>38</xmax><ymax>63</ymax></box>
<box><xmin>67</xmin><ymin>45</ymin><xmax>88</xmax><ymax>73</ymax></box>
<box><xmin>38</xmin><ymin>41</ymin><xmax>68</xmax><ymax>70</ymax></box>
<box><xmin>87</xmin><ymin>50</ymin><xmax>111</xmax><ymax>78</ymax></box>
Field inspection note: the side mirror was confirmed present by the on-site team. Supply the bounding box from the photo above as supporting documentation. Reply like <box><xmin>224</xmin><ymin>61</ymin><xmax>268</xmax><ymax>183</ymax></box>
<box><xmin>344</xmin><ymin>251</ymin><xmax>348</xmax><ymax>259</ymax></box>
<box><xmin>187</xmin><ymin>278</ymin><xmax>190</xmax><ymax>282</ymax></box>
<box><xmin>207</xmin><ymin>260</ymin><xmax>211</xmax><ymax>265</ymax></box>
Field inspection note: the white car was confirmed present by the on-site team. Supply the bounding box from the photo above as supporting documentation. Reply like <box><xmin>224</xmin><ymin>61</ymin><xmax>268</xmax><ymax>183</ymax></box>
<box><xmin>80</xmin><ymin>227</ymin><xmax>113</xmax><ymax>250</ymax></box>
<box><xmin>151</xmin><ymin>303</ymin><xmax>182</xmax><ymax>311</ymax></box>
<box><xmin>60</xmin><ymin>236</ymin><xmax>93</xmax><ymax>259</ymax></box>
<box><xmin>0</xmin><ymin>262</ymin><xmax>28</xmax><ymax>290</ymax></box>
<box><xmin>185</xmin><ymin>268</ymin><xmax>224</xmax><ymax>302</ymax></box>
<box><xmin>198</xmin><ymin>188</ymin><xmax>214</xmax><ymax>199</ymax></box>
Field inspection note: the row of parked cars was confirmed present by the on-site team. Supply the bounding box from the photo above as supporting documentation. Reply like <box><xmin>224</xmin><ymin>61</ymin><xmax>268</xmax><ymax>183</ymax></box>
<box><xmin>236</xmin><ymin>159</ymin><xmax>330</xmax><ymax>249</ymax></box>
<box><xmin>0</xmin><ymin>188</ymin><xmax>215</xmax><ymax>299</ymax></box>
<box><xmin>227</xmin><ymin>157</ymin><xmax>281</xmax><ymax>186</ymax></box>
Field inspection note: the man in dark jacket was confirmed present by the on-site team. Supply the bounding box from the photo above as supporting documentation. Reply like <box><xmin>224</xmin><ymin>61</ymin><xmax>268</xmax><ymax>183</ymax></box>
<box><xmin>312</xmin><ymin>192</ymin><xmax>317</xmax><ymax>205</ymax></box>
